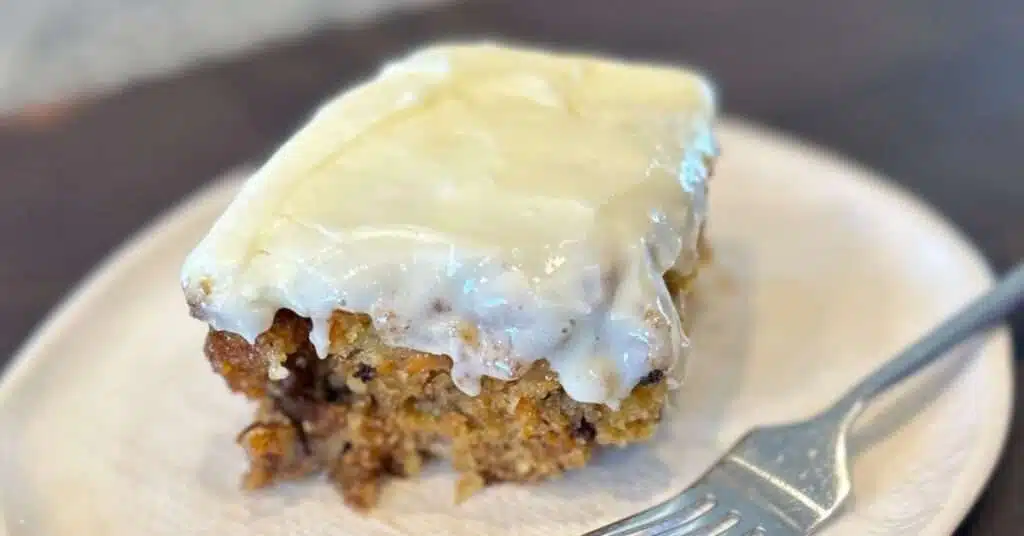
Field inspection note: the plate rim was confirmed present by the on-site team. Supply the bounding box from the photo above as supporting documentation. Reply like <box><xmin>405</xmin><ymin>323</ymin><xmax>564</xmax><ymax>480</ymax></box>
<box><xmin>0</xmin><ymin>118</ymin><xmax>1014</xmax><ymax>536</ymax></box>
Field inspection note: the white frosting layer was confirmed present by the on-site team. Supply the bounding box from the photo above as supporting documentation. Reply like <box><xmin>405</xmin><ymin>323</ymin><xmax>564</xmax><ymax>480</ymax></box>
<box><xmin>181</xmin><ymin>43</ymin><xmax>717</xmax><ymax>407</ymax></box>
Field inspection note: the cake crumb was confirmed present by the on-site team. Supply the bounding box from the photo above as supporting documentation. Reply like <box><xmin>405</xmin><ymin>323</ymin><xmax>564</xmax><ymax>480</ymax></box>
<box><xmin>268</xmin><ymin>362</ymin><xmax>290</xmax><ymax>380</ymax></box>
<box><xmin>457</xmin><ymin>321</ymin><xmax>481</xmax><ymax>348</ymax></box>
<box><xmin>455</xmin><ymin>472</ymin><xmax>486</xmax><ymax>503</ymax></box>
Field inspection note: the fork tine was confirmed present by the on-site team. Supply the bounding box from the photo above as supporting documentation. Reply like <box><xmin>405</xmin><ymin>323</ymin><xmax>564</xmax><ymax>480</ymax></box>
<box><xmin>727</xmin><ymin>513</ymin><xmax>800</xmax><ymax>536</ymax></box>
<box><xmin>721</xmin><ymin>517</ymin><xmax>763</xmax><ymax>536</ymax></box>
<box><xmin>656</xmin><ymin>506</ymin><xmax>735</xmax><ymax>536</ymax></box>
<box><xmin>583</xmin><ymin>487</ymin><xmax>715</xmax><ymax>536</ymax></box>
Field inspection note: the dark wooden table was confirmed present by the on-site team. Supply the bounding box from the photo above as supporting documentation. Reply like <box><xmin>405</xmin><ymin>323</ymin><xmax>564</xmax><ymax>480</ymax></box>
<box><xmin>0</xmin><ymin>0</ymin><xmax>1020</xmax><ymax>533</ymax></box>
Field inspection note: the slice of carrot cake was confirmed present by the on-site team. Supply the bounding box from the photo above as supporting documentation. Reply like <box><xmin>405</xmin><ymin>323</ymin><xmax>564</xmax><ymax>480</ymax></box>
<box><xmin>181</xmin><ymin>42</ymin><xmax>718</xmax><ymax>508</ymax></box>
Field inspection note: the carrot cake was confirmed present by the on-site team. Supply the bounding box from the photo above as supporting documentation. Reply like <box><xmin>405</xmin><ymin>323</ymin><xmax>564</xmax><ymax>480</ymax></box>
<box><xmin>181</xmin><ymin>42</ymin><xmax>718</xmax><ymax>508</ymax></box>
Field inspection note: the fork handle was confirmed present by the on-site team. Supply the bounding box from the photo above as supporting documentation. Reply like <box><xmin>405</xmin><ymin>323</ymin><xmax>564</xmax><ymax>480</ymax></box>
<box><xmin>839</xmin><ymin>261</ymin><xmax>1024</xmax><ymax>411</ymax></box>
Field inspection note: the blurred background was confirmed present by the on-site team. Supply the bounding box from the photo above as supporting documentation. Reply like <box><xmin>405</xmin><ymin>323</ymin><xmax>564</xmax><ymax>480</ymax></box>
<box><xmin>0</xmin><ymin>0</ymin><xmax>1020</xmax><ymax>533</ymax></box>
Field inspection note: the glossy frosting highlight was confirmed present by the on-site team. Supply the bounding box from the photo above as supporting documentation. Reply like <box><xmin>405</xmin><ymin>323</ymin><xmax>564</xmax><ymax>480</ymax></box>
<box><xmin>181</xmin><ymin>43</ymin><xmax>717</xmax><ymax>407</ymax></box>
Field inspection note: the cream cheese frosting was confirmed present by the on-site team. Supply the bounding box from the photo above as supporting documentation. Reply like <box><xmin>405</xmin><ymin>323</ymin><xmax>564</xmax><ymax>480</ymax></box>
<box><xmin>181</xmin><ymin>42</ymin><xmax>717</xmax><ymax>408</ymax></box>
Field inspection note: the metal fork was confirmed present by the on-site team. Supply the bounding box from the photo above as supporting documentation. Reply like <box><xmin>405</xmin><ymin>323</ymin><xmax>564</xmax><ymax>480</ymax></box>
<box><xmin>585</xmin><ymin>262</ymin><xmax>1024</xmax><ymax>536</ymax></box>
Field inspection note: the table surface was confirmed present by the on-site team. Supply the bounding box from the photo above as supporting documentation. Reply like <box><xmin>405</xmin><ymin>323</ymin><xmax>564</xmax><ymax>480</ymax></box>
<box><xmin>0</xmin><ymin>0</ymin><xmax>1020</xmax><ymax>534</ymax></box>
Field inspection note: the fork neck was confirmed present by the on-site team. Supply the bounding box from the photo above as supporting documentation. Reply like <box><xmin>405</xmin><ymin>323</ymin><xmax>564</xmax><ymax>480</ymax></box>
<box><xmin>831</xmin><ymin>262</ymin><xmax>1023</xmax><ymax>418</ymax></box>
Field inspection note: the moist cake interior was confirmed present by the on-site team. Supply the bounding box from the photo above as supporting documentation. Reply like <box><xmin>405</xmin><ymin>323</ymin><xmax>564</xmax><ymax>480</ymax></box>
<box><xmin>206</xmin><ymin>269</ymin><xmax>698</xmax><ymax>508</ymax></box>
